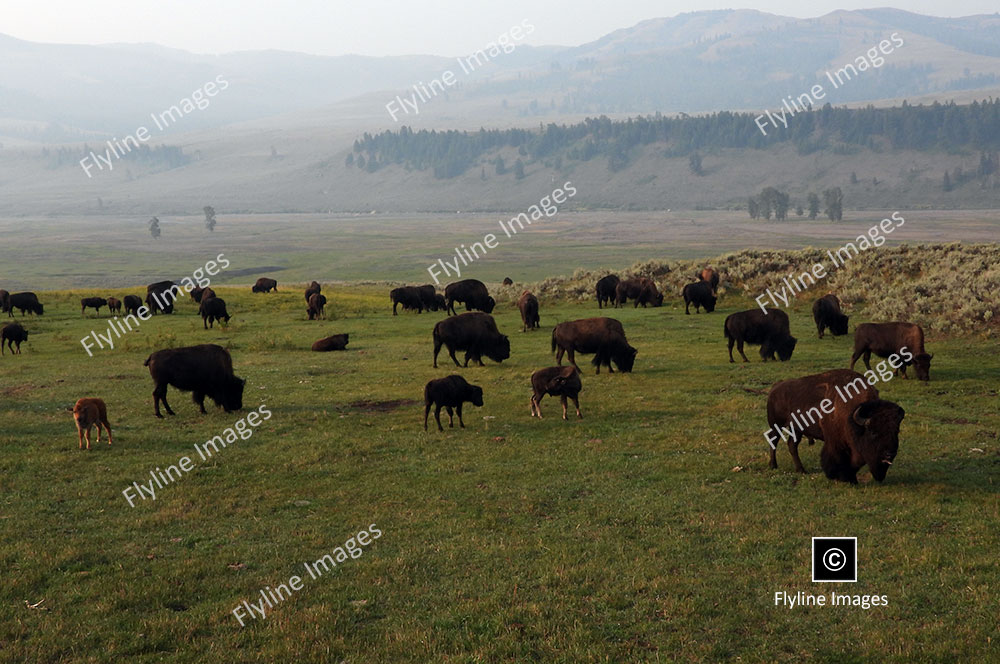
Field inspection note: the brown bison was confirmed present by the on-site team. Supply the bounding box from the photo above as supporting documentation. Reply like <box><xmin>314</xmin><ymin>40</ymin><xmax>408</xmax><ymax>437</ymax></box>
<box><xmin>615</xmin><ymin>277</ymin><xmax>663</xmax><ymax>308</ymax></box>
<box><xmin>552</xmin><ymin>317</ymin><xmax>637</xmax><ymax>374</ymax></box>
<box><xmin>122</xmin><ymin>295</ymin><xmax>143</xmax><ymax>316</ymax></box>
<box><xmin>697</xmin><ymin>267</ymin><xmax>720</xmax><ymax>293</ymax></box>
<box><xmin>199</xmin><ymin>297</ymin><xmax>231</xmax><ymax>329</ymax></box>
<box><xmin>0</xmin><ymin>290</ymin><xmax>9</xmax><ymax>314</ymax></box>
<box><xmin>417</xmin><ymin>284</ymin><xmax>444</xmax><ymax>312</ymax></box>
<box><xmin>850</xmin><ymin>322</ymin><xmax>932</xmax><ymax>381</ymax></box>
<box><xmin>391</xmin><ymin>286</ymin><xmax>426</xmax><ymax>314</ymax></box>
<box><xmin>444</xmin><ymin>279</ymin><xmax>495</xmax><ymax>315</ymax></box>
<box><xmin>766</xmin><ymin>369</ymin><xmax>904</xmax><ymax>483</ymax></box>
<box><xmin>530</xmin><ymin>366</ymin><xmax>582</xmax><ymax>419</ymax></box>
<box><xmin>73</xmin><ymin>397</ymin><xmax>113</xmax><ymax>450</ymax></box>
<box><xmin>682</xmin><ymin>281</ymin><xmax>717</xmax><ymax>314</ymax></box>
<box><xmin>81</xmin><ymin>297</ymin><xmax>108</xmax><ymax>316</ymax></box>
<box><xmin>144</xmin><ymin>344</ymin><xmax>245</xmax><ymax>418</ymax></box>
<box><xmin>252</xmin><ymin>277</ymin><xmax>278</xmax><ymax>293</ymax></box>
<box><xmin>107</xmin><ymin>297</ymin><xmax>122</xmax><ymax>315</ymax></box>
<box><xmin>432</xmin><ymin>312</ymin><xmax>510</xmax><ymax>368</ymax></box>
<box><xmin>311</xmin><ymin>334</ymin><xmax>349</xmax><ymax>351</ymax></box>
<box><xmin>502</xmin><ymin>277</ymin><xmax>514</xmax><ymax>286</ymax></box>
<box><xmin>423</xmin><ymin>375</ymin><xmax>484</xmax><ymax>431</ymax></box>
<box><xmin>146</xmin><ymin>281</ymin><xmax>180</xmax><ymax>314</ymax></box>
<box><xmin>8</xmin><ymin>292</ymin><xmax>43</xmax><ymax>316</ymax></box>
<box><xmin>191</xmin><ymin>286</ymin><xmax>216</xmax><ymax>303</ymax></box>
<box><xmin>307</xmin><ymin>293</ymin><xmax>327</xmax><ymax>320</ymax></box>
<box><xmin>1</xmin><ymin>322</ymin><xmax>28</xmax><ymax>354</ymax></box>
<box><xmin>812</xmin><ymin>294</ymin><xmax>849</xmax><ymax>338</ymax></box>
<box><xmin>305</xmin><ymin>281</ymin><xmax>322</xmax><ymax>302</ymax></box>
<box><xmin>518</xmin><ymin>291</ymin><xmax>540</xmax><ymax>332</ymax></box>
<box><xmin>595</xmin><ymin>275</ymin><xmax>620</xmax><ymax>309</ymax></box>
<box><xmin>724</xmin><ymin>308</ymin><xmax>796</xmax><ymax>362</ymax></box>
<box><xmin>433</xmin><ymin>294</ymin><xmax>447</xmax><ymax>312</ymax></box>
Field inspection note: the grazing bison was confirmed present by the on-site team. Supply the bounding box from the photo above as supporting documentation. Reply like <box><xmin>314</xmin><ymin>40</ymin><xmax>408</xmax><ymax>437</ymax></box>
<box><xmin>0</xmin><ymin>290</ymin><xmax>9</xmax><ymax>314</ymax></box>
<box><xmin>850</xmin><ymin>322</ymin><xmax>932</xmax><ymax>381</ymax></box>
<box><xmin>444</xmin><ymin>279</ymin><xmax>495</xmax><ymax>315</ymax></box>
<box><xmin>423</xmin><ymin>375</ymin><xmax>484</xmax><ymax>431</ymax></box>
<box><xmin>311</xmin><ymin>334</ymin><xmax>349</xmax><ymax>351</ymax></box>
<box><xmin>698</xmin><ymin>267</ymin><xmax>720</xmax><ymax>293</ymax></box>
<box><xmin>432</xmin><ymin>312</ymin><xmax>510</xmax><ymax>368</ymax></box>
<box><xmin>199</xmin><ymin>297</ymin><xmax>231</xmax><ymax>329</ymax></box>
<box><xmin>433</xmin><ymin>294</ymin><xmax>447</xmax><ymax>312</ymax></box>
<box><xmin>252</xmin><ymin>277</ymin><xmax>278</xmax><ymax>293</ymax></box>
<box><xmin>812</xmin><ymin>294</ymin><xmax>849</xmax><ymax>338</ymax></box>
<box><xmin>190</xmin><ymin>286</ymin><xmax>215</xmax><ymax>303</ymax></box>
<box><xmin>595</xmin><ymin>275</ymin><xmax>620</xmax><ymax>309</ymax></box>
<box><xmin>8</xmin><ymin>292</ymin><xmax>43</xmax><ymax>316</ymax></box>
<box><xmin>305</xmin><ymin>282</ymin><xmax>322</xmax><ymax>302</ymax></box>
<box><xmin>682</xmin><ymin>281</ymin><xmax>717</xmax><ymax>314</ymax></box>
<box><xmin>518</xmin><ymin>291</ymin><xmax>540</xmax><ymax>331</ymax></box>
<box><xmin>552</xmin><ymin>317</ymin><xmax>637</xmax><ymax>374</ymax></box>
<box><xmin>81</xmin><ymin>297</ymin><xmax>108</xmax><ymax>316</ymax></box>
<box><xmin>615</xmin><ymin>277</ymin><xmax>663</xmax><ymax>308</ymax></box>
<box><xmin>502</xmin><ymin>277</ymin><xmax>514</xmax><ymax>286</ymax></box>
<box><xmin>73</xmin><ymin>397</ymin><xmax>113</xmax><ymax>450</ymax></box>
<box><xmin>417</xmin><ymin>284</ymin><xmax>443</xmax><ymax>311</ymax></box>
<box><xmin>391</xmin><ymin>286</ymin><xmax>426</xmax><ymax>315</ymax></box>
<box><xmin>724</xmin><ymin>308</ymin><xmax>797</xmax><ymax>363</ymax></box>
<box><xmin>307</xmin><ymin>293</ymin><xmax>327</xmax><ymax>320</ymax></box>
<box><xmin>107</xmin><ymin>297</ymin><xmax>122</xmax><ymax>315</ymax></box>
<box><xmin>146</xmin><ymin>281</ymin><xmax>180</xmax><ymax>314</ymax></box>
<box><xmin>123</xmin><ymin>295</ymin><xmax>143</xmax><ymax>316</ymax></box>
<box><xmin>144</xmin><ymin>344</ymin><xmax>245</xmax><ymax>417</ymax></box>
<box><xmin>530</xmin><ymin>366</ymin><xmax>583</xmax><ymax>419</ymax></box>
<box><xmin>1</xmin><ymin>323</ymin><xmax>28</xmax><ymax>354</ymax></box>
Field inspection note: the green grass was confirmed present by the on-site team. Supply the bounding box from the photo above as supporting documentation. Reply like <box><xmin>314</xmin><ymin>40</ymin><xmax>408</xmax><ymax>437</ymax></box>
<box><xmin>1</xmin><ymin>285</ymin><xmax>996</xmax><ymax>663</ymax></box>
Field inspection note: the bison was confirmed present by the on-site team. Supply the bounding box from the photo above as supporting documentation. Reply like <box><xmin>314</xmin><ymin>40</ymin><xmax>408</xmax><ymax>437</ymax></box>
<box><xmin>0</xmin><ymin>290</ymin><xmax>9</xmax><ymax>314</ymax></box>
<box><xmin>1</xmin><ymin>323</ymin><xmax>28</xmax><ymax>354</ymax></box>
<box><xmin>311</xmin><ymin>334</ymin><xmax>349</xmax><ymax>351</ymax></box>
<box><xmin>518</xmin><ymin>291</ymin><xmax>540</xmax><ymax>332</ymax></box>
<box><xmin>724</xmin><ymin>308</ymin><xmax>797</xmax><ymax>362</ymax></box>
<box><xmin>595</xmin><ymin>275</ymin><xmax>620</xmax><ymax>309</ymax></box>
<box><xmin>191</xmin><ymin>286</ymin><xmax>215</xmax><ymax>303</ymax></box>
<box><xmin>417</xmin><ymin>284</ymin><xmax>443</xmax><ymax>311</ymax></box>
<box><xmin>502</xmin><ymin>277</ymin><xmax>514</xmax><ymax>286</ymax></box>
<box><xmin>123</xmin><ymin>295</ymin><xmax>143</xmax><ymax>316</ymax></box>
<box><xmin>444</xmin><ymin>279</ymin><xmax>495</xmax><ymax>315</ymax></box>
<box><xmin>73</xmin><ymin>397</ymin><xmax>113</xmax><ymax>450</ymax></box>
<box><xmin>146</xmin><ymin>281</ymin><xmax>181</xmax><ymax>315</ymax></box>
<box><xmin>144</xmin><ymin>344</ymin><xmax>245</xmax><ymax>418</ymax></box>
<box><xmin>682</xmin><ymin>281</ymin><xmax>717</xmax><ymax>314</ymax></box>
<box><xmin>615</xmin><ymin>277</ymin><xmax>663</xmax><ymax>308</ymax></box>
<box><xmin>423</xmin><ymin>375</ymin><xmax>484</xmax><ymax>431</ymax></box>
<box><xmin>812</xmin><ymin>294</ymin><xmax>849</xmax><ymax>338</ymax></box>
<box><xmin>433</xmin><ymin>294</ymin><xmax>447</xmax><ymax>312</ymax></box>
<box><xmin>107</xmin><ymin>297</ymin><xmax>122</xmax><ymax>315</ymax></box>
<box><xmin>8</xmin><ymin>292</ymin><xmax>43</xmax><ymax>316</ymax></box>
<box><xmin>391</xmin><ymin>286</ymin><xmax>426</xmax><ymax>315</ymax></box>
<box><xmin>305</xmin><ymin>281</ymin><xmax>322</xmax><ymax>302</ymax></box>
<box><xmin>432</xmin><ymin>312</ymin><xmax>510</xmax><ymax>368</ymax></box>
<box><xmin>199</xmin><ymin>297</ymin><xmax>231</xmax><ymax>329</ymax></box>
<box><xmin>552</xmin><ymin>317</ymin><xmax>637</xmax><ymax>374</ymax></box>
<box><xmin>307</xmin><ymin>293</ymin><xmax>327</xmax><ymax>320</ymax></box>
<box><xmin>252</xmin><ymin>277</ymin><xmax>278</xmax><ymax>293</ymax></box>
<box><xmin>81</xmin><ymin>297</ymin><xmax>108</xmax><ymax>316</ymax></box>
<box><xmin>530</xmin><ymin>366</ymin><xmax>583</xmax><ymax>419</ymax></box>
<box><xmin>697</xmin><ymin>267</ymin><xmax>720</xmax><ymax>293</ymax></box>
<box><xmin>850</xmin><ymin>322</ymin><xmax>932</xmax><ymax>381</ymax></box>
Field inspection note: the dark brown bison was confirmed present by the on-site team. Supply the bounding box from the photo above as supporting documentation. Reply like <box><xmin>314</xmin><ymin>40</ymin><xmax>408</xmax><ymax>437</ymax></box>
<box><xmin>199</xmin><ymin>297</ymin><xmax>231</xmax><ymax>329</ymax></box>
<box><xmin>146</xmin><ymin>281</ymin><xmax>180</xmax><ymax>314</ymax></box>
<box><xmin>432</xmin><ymin>312</ymin><xmax>510</xmax><ymax>368</ymax></box>
<box><xmin>444</xmin><ymin>279</ymin><xmax>495</xmax><ymax>315</ymax></box>
<box><xmin>551</xmin><ymin>317</ymin><xmax>637</xmax><ymax>374</ymax></box>
<box><xmin>305</xmin><ymin>281</ymin><xmax>321</xmax><ymax>302</ymax></box>
<box><xmin>850</xmin><ymin>322</ymin><xmax>932</xmax><ymax>381</ymax></box>
<box><xmin>530</xmin><ymin>366</ymin><xmax>582</xmax><ymax>419</ymax></box>
<box><xmin>697</xmin><ymin>267</ymin><xmax>720</xmax><ymax>293</ymax></box>
<box><xmin>8</xmin><ymin>292</ymin><xmax>43</xmax><ymax>316</ymax></box>
<box><xmin>0</xmin><ymin>290</ymin><xmax>9</xmax><ymax>315</ymax></box>
<box><xmin>502</xmin><ymin>277</ymin><xmax>514</xmax><ymax>286</ymax></box>
<box><xmin>391</xmin><ymin>286</ymin><xmax>426</xmax><ymax>315</ymax></box>
<box><xmin>81</xmin><ymin>297</ymin><xmax>108</xmax><ymax>316</ymax></box>
<box><xmin>144</xmin><ymin>344</ymin><xmax>245</xmax><ymax>418</ymax></box>
<box><xmin>122</xmin><ymin>295</ymin><xmax>143</xmax><ymax>316</ymax></box>
<box><xmin>307</xmin><ymin>293</ymin><xmax>327</xmax><ymax>320</ymax></box>
<box><xmin>311</xmin><ymin>334</ymin><xmax>349</xmax><ymax>351</ymax></box>
<box><xmin>433</xmin><ymin>294</ymin><xmax>447</xmax><ymax>312</ymax></box>
<box><xmin>417</xmin><ymin>284</ymin><xmax>443</xmax><ymax>311</ymax></box>
<box><xmin>518</xmin><ymin>291</ymin><xmax>540</xmax><ymax>332</ymax></box>
<box><xmin>107</xmin><ymin>297</ymin><xmax>122</xmax><ymax>315</ymax></box>
<box><xmin>252</xmin><ymin>277</ymin><xmax>278</xmax><ymax>293</ymax></box>
<box><xmin>682</xmin><ymin>281</ymin><xmax>717</xmax><ymax>314</ymax></box>
<box><xmin>812</xmin><ymin>294</ymin><xmax>849</xmax><ymax>338</ymax></box>
<box><xmin>595</xmin><ymin>275</ymin><xmax>620</xmax><ymax>309</ymax></box>
<box><xmin>615</xmin><ymin>277</ymin><xmax>663</xmax><ymax>308</ymax></box>
<box><xmin>724</xmin><ymin>308</ymin><xmax>796</xmax><ymax>362</ymax></box>
<box><xmin>423</xmin><ymin>375</ymin><xmax>484</xmax><ymax>431</ymax></box>
<box><xmin>191</xmin><ymin>286</ymin><xmax>216</xmax><ymax>303</ymax></box>
<box><xmin>1</xmin><ymin>322</ymin><xmax>28</xmax><ymax>354</ymax></box>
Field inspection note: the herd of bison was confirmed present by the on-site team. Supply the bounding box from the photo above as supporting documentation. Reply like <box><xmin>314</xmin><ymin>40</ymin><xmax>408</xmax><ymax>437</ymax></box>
<box><xmin>2</xmin><ymin>269</ymin><xmax>935</xmax><ymax>484</ymax></box>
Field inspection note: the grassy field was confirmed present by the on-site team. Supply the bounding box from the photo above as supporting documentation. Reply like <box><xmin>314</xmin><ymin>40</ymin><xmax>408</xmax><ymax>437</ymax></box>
<box><xmin>1</xmin><ymin>284</ymin><xmax>996</xmax><ymax>663</ymax></box>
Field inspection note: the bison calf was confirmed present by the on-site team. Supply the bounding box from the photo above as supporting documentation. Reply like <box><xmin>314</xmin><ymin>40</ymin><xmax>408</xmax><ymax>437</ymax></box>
<box><xmin>73</xmin><ymin>397</ymin><xmax>113</xmax><ymax>450</ymax></box>
<box><xmin>1</xmin><ymin>323</ymin><xmax>28</xmax><ymax>355</ymax></box>
<box><xmin>312</xmin><ymin>334</ymin><xmax>349</xmax><ymax>351</ymax></box>
<box><xmin>423</xmin><ymin>375</ymin><xmax>484</xmax><ymax>431</ymax></box>
<box><xmin>107</xmin><ymin>297</ymin><xmax>122</xmax><ymax>315</ymax></box>
<box><xmin>518</xmin><ymin>291</ymin><xmax>540</xmax><ymax>331</ymax></box>
<box><xmin>530</xmin><ymin>366</ymin><xmax>582</xmax><ymax>419</ymax></box>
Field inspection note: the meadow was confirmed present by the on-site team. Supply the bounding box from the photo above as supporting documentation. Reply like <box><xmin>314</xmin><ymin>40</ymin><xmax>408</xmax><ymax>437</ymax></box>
<box><xmin>1</xmin><ymin>282</ymin><xmax>996</xmax><ymax>663</ymax></box>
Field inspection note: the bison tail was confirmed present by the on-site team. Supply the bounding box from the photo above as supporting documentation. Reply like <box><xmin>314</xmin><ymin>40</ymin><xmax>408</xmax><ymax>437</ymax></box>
<box><xmin>550</xmin><ymin>330</ymin><xmax>557</xmax><ymax>353</ymax></box>
<box><xmin>143</xmin><ymin>355</ymin><xmax>152</xmax><ymax>366</ymax></box>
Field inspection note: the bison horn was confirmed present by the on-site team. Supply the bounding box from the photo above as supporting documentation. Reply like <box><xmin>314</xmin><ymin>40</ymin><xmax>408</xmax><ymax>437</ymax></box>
<box><xmin>852</xmin><ymin>406</ymin><xmax>872</xmax><ymax>427</ymax></box>
<box><xmin>883</xmin><ymin>460</ymin><xmax>893</xmax><ymax>465</ymax></box>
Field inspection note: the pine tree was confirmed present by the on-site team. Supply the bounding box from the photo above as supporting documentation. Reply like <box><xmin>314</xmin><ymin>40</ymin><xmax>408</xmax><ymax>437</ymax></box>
<box><xmin>943</xmin><ymin>171</ymin><xmax>952</xmax><ymax>192</ymax></box>
<box><xmin>807</xmin><ymin>193</ymin><xmax>820</xmax><ymax>219</ymax></box>
<box><xmin>148</xmin><ymin>216</ymin><xmax>161</xmax><ymax>239</ymax></box>
<box><xmin>203</xmin><ymin>206</ymin><xmax>217</xmax><ymax>232</ymax></box>
<box><xmin>513</xmin><ymin>159</ymin><xmax>525</xmax><ymax>180</ymax></box>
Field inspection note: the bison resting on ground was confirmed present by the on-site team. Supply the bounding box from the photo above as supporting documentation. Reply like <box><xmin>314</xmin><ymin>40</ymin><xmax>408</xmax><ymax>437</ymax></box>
<box><xmin>199</xmin><ymin>297</ymin><xmax>231</xmax><ymax>329</ymax></box>
<box><xmin>107</xmin><ymin>297</ymin><xmax>121</xmax><ymax>315</ymax></box>
<box><xmin>146</xmin><ymin>281</ymin><xmax>180</xmax><ymax>314</ymax></box>
<box><xmin>123</xmin><ymin>295</ymin><xmax>143</xmax><ymax>316</ymax></box>
<box><xmin>444</xmin><ymin>279</ymin><xmax>495</xmax><ymax>315</ymax></box>
<box><xmin>813</xmin><ymin>294</ymin><xmax>849</xmax><ymax>338</ymax></box>
<box><xmin>391</xmin><ymin>286</ymin><xmax>426</xmax><ymax>314</ymax></box>
<box><xmin>252</xmin><ymin>277</ymin><xmax>278</xmax><ymax>293</ymax></box>
<box><xmin>682</xmin><ymin>281</ymin><xmax>717</xmax><ymax>314</ymax></box>
<box><xmin>697</xmin><ymin>267</ymin><xmax>720</xmax><ymax>293</ymax></box>
<box><xmin>724</xmin><ymin>308</ymin><xmax>797</xmax><ymax>362</ymax></box>
<box><xmin>312</xmin><ymin>334</ymin><xmax>349</xmax><ymax>351</ymax></box>
<box><xmin>530</xmin><ymin>366</ymin><xmax>582</xmax><ymax>419</ymax></box>
<box><xmin>81</xmin><ymin>297</ymin><xmax>108</xmax><ymax>316</ymax></box>
<box><xmin>432</xmin><ymin>312</ymin><xmax>510</xmax><ymax>368</ymax></box>
<box><xmin>8</xmin><ymin>292</ymin><xmax>43</xmax><ymax>316</ymax></box>
<box><xmin>73</xmin><ymin>397</ymin><xmax>113</xmax><ymax>450</ymax></box>
<box><xmin>595</xmin><ymin>275</ymin><xmax>620</xmax><ymax>309</ymax></box>
<box><xmin>615</xmin><ymin>277</ymin><xmax>663</xmax><ymax>308</ymax></box>
<box><xmin>423</xmin><ymin>375</ymin><xmax>484</xmax><ymax>431</ymax></box>
<box><xmin>518</xmin><ymin>291</ymin><xmax>540</xmax><ymax>331</ymax></box>
<box><xmin>766</xmin><ymin>369</ymin><xmax>904</xmax><ymax>483</ymax></box>
<box><xmin>552</xmin><ymin>317</ymin><xmax>637</xmax><ymax>374</ymax></box>
<box><xmin>850</xmin><ymin>322</ymin><xmax>932</xmax><ymax>381</ymax></box>
<box><xmin>1</xmin><ymin>322</ymin><xmax>28</xmax><ymax>354</ymax></box>
<box><xmin>144</xmin><ymin>344</ymin><xmax>245</xmax><ymax>417</ymax></box>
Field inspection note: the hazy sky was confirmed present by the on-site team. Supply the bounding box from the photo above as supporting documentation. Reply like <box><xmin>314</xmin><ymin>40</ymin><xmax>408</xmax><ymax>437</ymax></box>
<box><xmin>6</xmin><ymin>0</ymin><xmax>998</xmax><ymax>57</ymax></box>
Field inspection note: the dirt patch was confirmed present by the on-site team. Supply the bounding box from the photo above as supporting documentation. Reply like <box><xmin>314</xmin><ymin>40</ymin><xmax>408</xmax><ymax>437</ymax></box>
<box><xmin>348</xmin><ymin>398</ymin><xmax>418</xmax><ymax>412</ymax></box>
<box><xmin>1</xmin><ymin>384</ymin><xmax>39</xmax><ymax>398</ymax></box>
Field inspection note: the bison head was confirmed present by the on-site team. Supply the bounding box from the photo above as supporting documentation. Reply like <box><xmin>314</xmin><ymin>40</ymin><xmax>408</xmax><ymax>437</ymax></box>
<box><xmin>704</xmin><ymin>294</ymin><xmax>718</xmax><ymax>313</ymax></box>
<box><xmin>613</xmin><ymin>344</ymin><xmax>638</xmax><ymax>372</ymax></box>
<box><xmin>33</xmin><ymin>302</ymin><xmax>44</xmax><ymax>315</ymax></box>
<box><xmin>831</xmin><ymin>314</ymin><xmax>850</xmax><ymax>336</ymax></box>
<box><xmin>482</xmin><ymin>296</ymin><xmax>496</xmax><ymax>314</ymax></box>
<box><xmin>852</xmin><ymin>400</ymin><xmax>905</xmax><ymax>481</ymax></box>
<box><xmin>913</xmin><ymin>353</ymin><xmax>932</xmax><ymax>381</ymax></box>
<box><xmin>468</xmin><ymin>384</ymin><xmax>484</xmax><ymax>407</ymax></box>
<box><xmin>220</xmin><ymin>376</ymin><xmax>246</xmax><ymax>412</ymax></box>
<box><xmin>485</xmin><ymin>335</ymin><xmax>510</xmax><ymax>363</ymax></box>
<box><xmin>251</xmin><ymin>285</ymin><xmax>262</xmax><ymax>293</ymax></box>
<box><xmin>776</xmin><ymin>335</ymin><xmax>797</xmax><ymax>361</ymax></box>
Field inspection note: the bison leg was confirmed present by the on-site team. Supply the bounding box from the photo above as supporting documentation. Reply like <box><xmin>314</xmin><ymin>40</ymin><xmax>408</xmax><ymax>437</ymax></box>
<box><xmin>153</xmin><ymin>382</ymin><xmax>175</xmax><ymax>417</ymax></box>
<box><xmin>102</xmin><ymin>417</ymin><xmax>112</xmax><ymax>446</ymax></box>
<box><xmin>862</xmin><ymin>350</ymin><xmax>873</xmax><ymax>370</ymax></box>
<box><xmin>392</xmin><ymin>301</ymin><xmax>398</xmax><ymax>315</ymax></box>
<box><xmin>78</xmin><ymin>426</ymin><xmax>85</xmax><ymax>450</ymax></box>
<box><xmin>736</xmin><ymin>339</ymin><xmax>750</xmax><ymax>363</ymax></box>
<box><xmin>84</xmin><ymin>426</ymin><xmax>92</xmax><ymax>450</ymax></box>
<box><xmin>193</xmin><ymin>392</ymin><xmax>208</xmax><ymax>414</ymax></box>
<box><xmin>848</xmin><ymin>348</ymin><xmax>863</xmax><ymax>371</ymax></box>
<box><xmin>432</xmin><ymin>338</ymin><xmax>443</xmax><ymax>368</ymax></box>
<box><xmin>788</xmin><ymin>437</ymin><xmax>807</xmax><ymax>473</ymax></box>
<box><xmin>727</xmin><ymin>337</ymin><xmax>735</xmax><ymax>363</ymax></box>
<box><xmin>531</xmin><ymin>393</ymin><xmax>543</xmax><ymax>418</ymax></box>
<box><xmin>571</xmin><ymin>396</ymin><xmax>581</xmax><ymax>419</ymax></box>
<box><xmin>560</xmin><ymin>396</ymin><xmax>569</xmax><ymax>420</ymax></box>
<box><xmin>445</xmin><ymin>405</ymin><xmax>454</xmax><ymax>428</ymax></box>
<box><xmin>566</xmin><ymin>349</ymin><xmax>581</xmax><ymax>372</ymax></box>
<box><xmin>456</xmin><ymin>403</ymin><xmax>465</xmax><ymax>428</ymax></box>
<box><xmin>423</xmin><ymin>401</ymin><xmax>432</xmax><ymax>431</ymax></box>
<box><xmin>555</xmin><ymin>346</ymin><xmax>565</xmax><ymax>365</ymax></box>
<box><xmin>434</xmin><ymin>405</ymin><xmax>444</xmax><ymax>431</ymax></box>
